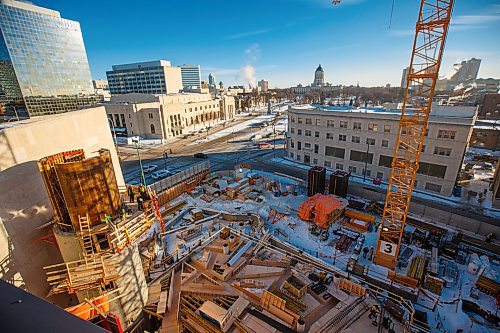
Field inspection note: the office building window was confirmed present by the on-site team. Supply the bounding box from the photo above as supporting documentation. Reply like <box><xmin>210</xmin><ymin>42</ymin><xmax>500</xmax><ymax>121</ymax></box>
<box><xmin>296</xmin><ymin>154</ymin><xmax>301</xmax><ymax>161</ymax></box>
<box><xmin>326</xmin><ymin>133</ymin><xmax>334</xmax><ymax>139</ymax></box>
<box><xmin>382</xmin><ymin>140</ymin><xmax>389</xmax><ymax>147</ymax></box>
<box><xmin>297</xmin><ymin>117</ymin><xmax>303</xmax><ymax>124</ymax></box>
<box><xmin>325</xmin><ymin>146</ymin><xmax>345</xmax><ymax>158</ymax></box>
<box><xmin>363</xmin><ymin>169</ymin><xmax>371</xmax><ymax>177</ymax></box>
<box><xmin>297</xmin><ymin>141</ymin><xmax>302</xmax><ymax>150</ymax></box>
<box><xmin>314</xmin><ymin>144</ymin><xmax>319</xmax><ymax>154</ymax></box>
<box><xmin>150</xmin><ymin>124</ymin><xmax>156</xmax><ymax>134</ymax></box>
<box><xmin>438</xmin><ymin>130</ymin><xmax>456</xmax><ymax>140</ymax></box>
<box><xmin>290</xmin><ymin>128</ymin><xmax>295</xmax><ymax>133</ymax></box>
<box><xmin>368</xmin><ymin>123</ymin><xmax>378</xmax><ymax>131</ymax></box>
<box><xmin>315</xmin><ymin>131</ymin><xmax>320</xmax><ymax>138</ymax></box>
<box><xmin>378</xmin><ymin>155</ymin><xmax>393</xmax><ymax>168</ymax></box>
<box><xmin>348</xmin><ymin>166</ymin><xmax>357</xmax><ymax>174</ymax></box>
<box><xmin>304</xmin><ymin>142</ymin><xmax>312</xmax><ymax>149</ymax></box>
<box><xmin>384</xmin><ymin>125</ymin><xmax>391</xmax><ymax>133</ymax></box>
<box><xmin>336</xmin><ymin>163</ymin><xmax>343</xmax><ymax>170</ymax></box>
<box><xmin>304</xmin><ymin>154</ymin><xmax>311</xmax><ymax>164</ymax></box>
<box><xmin>350</xmin><ymin>150</ymin><xmax>373</xmax><ymax>164</ymax></box>
<box><xmin>340</xmin><ymin>121</ymin><xmax>348</xmax><ymax>129</ymax></box>
<box><xmin>316</xmin><ymin>119</ymin><xmax>321</xmax><ymax>126</ymax></box>
<box><xmin>290</xmin><ymin>116</ymin><xmax>295</xmax><ymax>123</ymax></box>
<box><xmin>376</xmin><ymin>172</ymin><xmax>384</xmax><ymax>179</ymax></box>
<box><xmin>298</xmin><ymin>129</ymin><xmax>302</xmax><ymax>135</ymax></box>
<box><xmin>434</xmin><ymin>146</ymin><xmax>452</xmax><ymax>156</ymax></box>
<box><xmin>324</xmin><ymin>161</ymin><xmax>332</xmax><ymax>167</ymax></box>
<box><xmin>353</xmin><ymin>122</ymin><xmax>362</xmax><ymax>130</ymax></box>
<box><xmin>306</xmin><ymin>118</ymin><xmax>312</xmax><ymax>125</ymax></box>
<box><xmin>327</xmin><ymin>120</ymin><xmax>335</xmax><ymax>128</ymax></box>
<box><xmin>305</xmin><ymin>130</ymin><xmax>312</xmax><ymax>137</ymax></box>
<box><xmin>148</xmin><ymin>113</ymin><xmax>153</xmax><ymax>119</ymax></box>
<box><xmin>290</xmin><ymin>139</ymin><xmax>295</xmax><ymax>148</ymax></box>
<box><xmin>367</xmin><ymin>138</ymin><xmax>375</xmax><ymax>146</ymax></box>
<box><xmin>313</xmin><ymin>158</ymin><xmax>318</xmax><ymax>165</ymax></box>
<box><xmin>352</xmin><ymin>136</ymin><xmax>360</xmax><ymax>143</ymax></box>
<box><xmin>418</xmin><ymin>162</ymin><xmax>447</xmax><ymax>178</ymax></box>
<box><xmin>289</xmin><ymin>152</ymin><xmax>294</xmax><ymax>159</ymax></box>
<box><xmin>425</xmin><ymin>182</ymin><xmax>442</xmax><ymax>193</ymax></box>
<box><xmin>339</xmin><ymin>134</ymin><xmax>347</xmax><ymax>141</ymax></box>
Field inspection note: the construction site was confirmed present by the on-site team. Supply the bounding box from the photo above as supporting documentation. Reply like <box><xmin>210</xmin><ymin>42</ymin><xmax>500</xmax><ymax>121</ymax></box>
<box><xmin>1</xmin><ymin>1</ymin><xmax>499</xmax><ymax>333</ymax></box>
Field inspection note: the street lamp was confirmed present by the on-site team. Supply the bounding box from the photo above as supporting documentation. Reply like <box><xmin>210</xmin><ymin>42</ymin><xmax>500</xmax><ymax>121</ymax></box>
<box><xmin>132</xmin><ymin>138</ymin><xmax>147</xmax><ymax>186</ymax></box>
<box><xmin>163</xmin><ymin>150</ymin><xmax>168</xmax><ymax>170</ymax></box>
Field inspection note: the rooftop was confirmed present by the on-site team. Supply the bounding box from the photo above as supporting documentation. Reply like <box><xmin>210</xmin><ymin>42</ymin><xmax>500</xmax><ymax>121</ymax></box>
<box><xmin>110</xmin><ymin>60</ymin><xmax>172</xmax><ymax>71</ymax></box>
<box><xmin>290</xmin><ymin>103</ymin><xmax>477</xmax><ymax>119</ymax></box>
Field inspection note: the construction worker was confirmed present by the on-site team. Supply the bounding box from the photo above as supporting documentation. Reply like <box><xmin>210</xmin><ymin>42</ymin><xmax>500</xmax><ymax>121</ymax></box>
<box><xmin>368</xmin><ymin>304</ymin><xmax>379</xmax><ymax>319</ymax></box>
<box><xmin>137</xmin><ymin>196</ymin><xmax>144</xmax><ymax>211</ymax></box>
<box><xmin>128</xmin><ymin>186</ymin><xmax>135</xmax><ymax>203</ymax></box>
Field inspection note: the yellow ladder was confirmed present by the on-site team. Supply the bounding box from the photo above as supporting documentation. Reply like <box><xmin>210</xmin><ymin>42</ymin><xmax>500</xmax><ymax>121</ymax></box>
<box><xmin>79</xmin><ymin>214</ymin><xmax>94</xmax><ymax>257</ymax></box>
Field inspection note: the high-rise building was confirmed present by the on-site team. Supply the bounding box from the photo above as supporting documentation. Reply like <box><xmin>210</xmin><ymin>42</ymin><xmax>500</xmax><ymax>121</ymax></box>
<box><xmin>180</xmin><ymin>64</ymin><xmax>201</xmax><ymax>88</ymax></box>
<box><xmin>313</xmin><ymin>64</ymin><xmax>325</xmax><ymax>86</ymax></box>
<box><xmin>401</xmin><ymin>66</ymin><xmax>410</xmax><ymax>88</ymax></box>
<box><xmin>0</xmin><ymin>0</ymin><xmax>98</xmax><ymax>117</ymax></box>
<box><xmin>208</xmin><ymin>73</ymin><xmax>216</xmax><ymax>86</ymax></box>
<box><xmin>258</xmin><ymin>79</ymin><xmax>269</xmax><ymax>92</ymax></box>
<box><xmin>106</xmin><ymin>60</ymin><xmax>182</xmax><ymax>95</ymax></box>
<box><xmin>436</xmin><ymin>58</ymin><xmax>482</xmax><ymax>91</ymax></box>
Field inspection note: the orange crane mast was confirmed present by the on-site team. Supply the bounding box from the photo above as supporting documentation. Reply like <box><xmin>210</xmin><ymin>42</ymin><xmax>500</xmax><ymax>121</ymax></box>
<box><xmin>373</xmin><ymin>0</ymin><xmax>454</xmax><ymax>269</ymax></box>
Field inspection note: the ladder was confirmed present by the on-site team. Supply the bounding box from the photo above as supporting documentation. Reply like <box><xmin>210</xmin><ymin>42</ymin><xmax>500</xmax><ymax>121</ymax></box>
<box><xmin>79</xmin><ymin>214</ymin><xmax>94</xmax><ymax>257</ymax></box>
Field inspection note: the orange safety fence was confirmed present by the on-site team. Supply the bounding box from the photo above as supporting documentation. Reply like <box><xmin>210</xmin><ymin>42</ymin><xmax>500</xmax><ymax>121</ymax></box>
<box><xmin>65</xmin><ymin>295</ymin><xmax>109</xmax><ymax>320</ymax></box>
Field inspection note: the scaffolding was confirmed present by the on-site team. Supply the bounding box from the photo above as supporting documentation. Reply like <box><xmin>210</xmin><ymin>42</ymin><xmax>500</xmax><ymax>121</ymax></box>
<box><xmin>44</xmin><ymin>254</ymin><xmax>119</xmax><ymax>294</ymax></box>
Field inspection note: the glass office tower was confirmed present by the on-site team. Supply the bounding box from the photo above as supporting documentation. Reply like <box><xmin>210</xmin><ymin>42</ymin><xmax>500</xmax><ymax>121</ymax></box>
<box><xmin>0</xmin><ymin>0</ymin><xmax>98</xmax><ymax>117</ymax></box>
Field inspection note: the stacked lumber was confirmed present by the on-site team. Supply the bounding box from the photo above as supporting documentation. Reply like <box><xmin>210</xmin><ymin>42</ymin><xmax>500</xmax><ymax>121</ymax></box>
<box><xmin>337</xmin><ymin>279</ymin><xmax>366</xmax><ymax>296</ymax></box>
<box><xmin>109</xmin><ymin>211</ymin><xmax>155</xmax><ymax>252</ymax></box>
<box><xmin>226</xmin><ymin>178</ymin><xmax>249</xmax><ymax>198</ymax></box>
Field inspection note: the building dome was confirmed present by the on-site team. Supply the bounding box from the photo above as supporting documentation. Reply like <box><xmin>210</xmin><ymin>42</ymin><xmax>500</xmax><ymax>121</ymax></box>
<box><xmin>313</xmin><ymin>64</ymin><xmax>325</xmax><ymax>86</ymax></box>
<box><xmin>316</xmin><ymin>64</ymin><xmax>324</xmax><ymax>72</ymax></box>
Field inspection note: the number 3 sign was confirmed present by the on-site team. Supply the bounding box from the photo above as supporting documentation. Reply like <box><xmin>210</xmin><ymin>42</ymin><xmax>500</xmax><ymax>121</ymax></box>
<box><xmin>379</xmin><ymin>240</ymin><xmax>397</xmax><ymax>256</ymax></box>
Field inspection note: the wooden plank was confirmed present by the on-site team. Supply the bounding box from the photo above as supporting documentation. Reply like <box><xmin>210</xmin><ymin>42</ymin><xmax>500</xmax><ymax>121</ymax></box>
<box><xmin>157</xmin><ymin>291</ymin><xmax>168</xmax><ymax>315</ymax></box>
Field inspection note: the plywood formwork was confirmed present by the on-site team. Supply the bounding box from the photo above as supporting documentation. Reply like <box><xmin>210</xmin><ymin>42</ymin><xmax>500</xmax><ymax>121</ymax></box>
<box><xmin>38</xmin><ymin>149</ymin><xmax>121</xmax><ymax>231</ymax></box>
<box><xmin>44</xmin><ymin>254</ymin><xmax>119</xmax><ymax>294</ymax></box>
<box><xmin>108</xmin><ymin>211</ymin><xmax>156</xmax><ymax>252</ymax></box>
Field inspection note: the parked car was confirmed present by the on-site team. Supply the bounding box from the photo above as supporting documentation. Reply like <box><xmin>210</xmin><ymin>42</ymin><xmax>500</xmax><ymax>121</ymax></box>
<box><xmin>194</xmin><ymin>152</ymin><xmax>208</xmax><ymax>159</ymax></box>
<box><xmin>143</xmin><ymin>164</ymin><xmax>158</xmax><ymax>173</ymax></box>
<box><xmin>257</xmin><ymin>142</ymin><xmax>271</xmax><ymax>149</ymax></box>
<box><xmin>151</xmin><ymin>169</ymin><xmax>171</xmax><ymax>180</ymax></box>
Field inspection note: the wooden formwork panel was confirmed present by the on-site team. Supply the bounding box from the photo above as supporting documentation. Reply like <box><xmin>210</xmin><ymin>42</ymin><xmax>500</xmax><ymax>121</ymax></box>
<box><xmin>338</xmin><ymin>278</ymin><xmax>366</xmax><ymax>296</ymax></box>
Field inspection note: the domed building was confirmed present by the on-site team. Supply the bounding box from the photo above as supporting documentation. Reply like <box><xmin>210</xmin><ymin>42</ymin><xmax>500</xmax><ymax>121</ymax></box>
<box><xmin>313</xmin><ymin>64</ymin><xmax>325</xmax><ymax>86</ymax></box>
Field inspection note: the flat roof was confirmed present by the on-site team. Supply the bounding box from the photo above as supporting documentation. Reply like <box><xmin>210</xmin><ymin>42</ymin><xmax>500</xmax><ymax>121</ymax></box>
<box><xmin>290</xmin><ymin>104</ymin><xmax>476</xmax><ymax>119</ymax></box>
<box><xmin>111</xmin><ymin>60</ymin><xmax>171</xmax><ymax>71</ymax></box>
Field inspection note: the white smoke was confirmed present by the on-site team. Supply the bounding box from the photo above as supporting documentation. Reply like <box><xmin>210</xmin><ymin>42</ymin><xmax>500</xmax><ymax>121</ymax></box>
<box><xmin>238</xmin><ymin>65</ymin><xmax>257</xmax><ymax>88</ymax></box>
<box><xmin>236</xmin><ymin>43</ymin><xmax>260</xmax><ymax>88</ymax></box>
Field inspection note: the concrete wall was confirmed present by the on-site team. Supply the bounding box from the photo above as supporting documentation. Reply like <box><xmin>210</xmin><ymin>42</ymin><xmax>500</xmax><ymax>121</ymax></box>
<box><xmin>348</xmin><ymin>185</ymin><xmax>500</xmax><ymax>236</ymax></box>
<box><xmin>0</xmin><ymin>106</ymin><xmax>125</xmax><ymax>301</ymax></box>
<box><xmin>110</xmin><ymin>244</ymin><xmax>148</xmax><ymax>329</ymax></box>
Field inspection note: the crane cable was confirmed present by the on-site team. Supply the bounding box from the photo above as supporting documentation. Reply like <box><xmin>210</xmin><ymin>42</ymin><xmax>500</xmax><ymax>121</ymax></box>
<box><xmin>389</xmin><ymin>0</ymin><xmax>396</xmax><ymax>29</ymax></box>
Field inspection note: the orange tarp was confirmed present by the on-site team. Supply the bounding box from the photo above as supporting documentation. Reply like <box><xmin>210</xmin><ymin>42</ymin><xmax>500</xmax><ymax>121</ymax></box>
<box><xmin>66</xmin><ymin>295</ymin><xmax>109</xmax><ymax>320</ymax></box>
<box><xmin>297</xmin><ymin>194</ymin><xmax>343</xmax><ymax>229</ymax></box>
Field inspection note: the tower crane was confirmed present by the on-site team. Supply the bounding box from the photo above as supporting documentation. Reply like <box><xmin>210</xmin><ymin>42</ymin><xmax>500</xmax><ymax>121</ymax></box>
<box><xmin>333</xmin><ymin>0</ymin><xmax>454</xmax><ymax>270</ymax></box>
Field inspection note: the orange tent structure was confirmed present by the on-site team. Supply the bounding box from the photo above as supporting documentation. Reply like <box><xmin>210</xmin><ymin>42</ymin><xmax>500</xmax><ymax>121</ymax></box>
<box><xmin>297</xmin><ymin>194</ymin><xmax>344</xmax><ymax>229</ymax></box>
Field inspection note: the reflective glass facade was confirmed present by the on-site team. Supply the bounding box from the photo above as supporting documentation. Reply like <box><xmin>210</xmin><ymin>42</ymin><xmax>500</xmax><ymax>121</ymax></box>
<box><xmin>0</xmin><ymin>0</ymin><xmax>98</xmax><ymax>117</ymax></box>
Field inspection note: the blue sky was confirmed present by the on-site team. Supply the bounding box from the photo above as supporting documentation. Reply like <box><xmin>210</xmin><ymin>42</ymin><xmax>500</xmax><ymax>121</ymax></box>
<box><xmin>38</xmin><ymin>0</ymin><xmax>500</xmax><ymax>88</ymax></box>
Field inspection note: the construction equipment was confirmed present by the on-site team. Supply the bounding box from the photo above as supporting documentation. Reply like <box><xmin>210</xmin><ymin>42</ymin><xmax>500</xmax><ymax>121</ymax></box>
<box><xmin>373</xmin><ymin>0</ymin><xmax>454</xmax><ymax>270</ymax></box>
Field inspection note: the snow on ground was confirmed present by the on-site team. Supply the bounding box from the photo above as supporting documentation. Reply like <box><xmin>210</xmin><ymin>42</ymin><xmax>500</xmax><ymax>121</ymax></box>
<box><xmin>271</xmin><ymin>157</ymin><xmax>500</xmax><ymax>219</ymax></box>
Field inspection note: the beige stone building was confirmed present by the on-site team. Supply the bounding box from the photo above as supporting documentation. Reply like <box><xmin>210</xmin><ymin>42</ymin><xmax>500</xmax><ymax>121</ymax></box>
<box><xmin>104</xmin><ymin>93</ymin><xmax>235</xmax><ymax>140</ymax></box>
<box><xmin>287</xmin><ymin>104</ymin><xmax>477</xmax><ymax>196</ymax></box>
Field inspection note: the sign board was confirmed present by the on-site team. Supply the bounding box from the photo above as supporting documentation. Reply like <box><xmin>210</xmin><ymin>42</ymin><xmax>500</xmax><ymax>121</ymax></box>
<box><xmin>379</xmin><ymin>240</ymin><xmax>397</xmax><ymax>256</ymax></box>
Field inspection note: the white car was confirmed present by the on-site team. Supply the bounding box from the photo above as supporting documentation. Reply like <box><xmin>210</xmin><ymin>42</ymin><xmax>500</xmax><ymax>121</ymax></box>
<box><xmin>151</xmin><ymin>169</ymin><xmax>171</xmax><ymax>180</ymax></box>
<box><xmin>143</xmin><ymin>164</ymin><xmax>158</xmax><ymax>173</ymax></box>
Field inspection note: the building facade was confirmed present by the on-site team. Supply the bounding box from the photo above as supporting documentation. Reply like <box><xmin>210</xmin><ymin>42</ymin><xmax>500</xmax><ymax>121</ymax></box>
<box><xmin>470</xmin><ymin>121</ymin><xmax>500</xmax><ymax>151</ymax></box>
<box><xmin>286</xmin><ymin>104</ymin><xmax>477</xmax><ymax>196</ymax></box>
<box><xmin>106</xmin><ymin>60</ymin><xmax>182</xmax><ymax>95</ymax></box>
<box><xmin>0</xmin><ymin>0</ymin><xmax>98</xmax><ymax>117</ymax></box>
<box><xmin>104</xmin><ymin>93</ymin><xmax>235</xmax><ymax>140</ymax></box>
<box><xmin>180</xmin><ymin>64</ymin><xmax>201</xmax><ymax>89</ymax></box>
<box><xmin>479</xmin><ymin>94</ymin><xmax>500</xmax><ymax>120</ymax></box>
<box><xmin>401</xmin><ymin>67</ymin><xmax>410</xmax><ymax>88</ymax></box>
<box><xmin>258</xmin><ymin>79</ymin><xmax>269</xmax><ymax>92</ymax></box>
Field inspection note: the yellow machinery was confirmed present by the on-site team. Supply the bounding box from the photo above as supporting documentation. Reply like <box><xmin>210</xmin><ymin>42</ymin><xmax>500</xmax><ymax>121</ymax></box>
<box><xmin>374</xmin><ymin>1</ymin><xmax>454</xmax><ymax>269</ymax></box>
